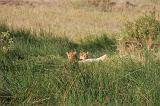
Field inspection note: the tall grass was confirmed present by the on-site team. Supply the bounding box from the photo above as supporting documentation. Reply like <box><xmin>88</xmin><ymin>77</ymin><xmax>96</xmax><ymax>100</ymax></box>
<box><xmin>0</xmin><ymin>24</ymin><xmax>160</xmax><ymax>105</ymax></box>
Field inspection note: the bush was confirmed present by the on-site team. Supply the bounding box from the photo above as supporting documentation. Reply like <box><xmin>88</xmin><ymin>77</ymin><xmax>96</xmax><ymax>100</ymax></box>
<box><xmin>125</xmin><ymin>15</ymin><xmax>160</xmax><ymax>40</ymax></box>
<box><xmin>0</xmin><ymin>31</ymin><xmax>15</xmax><ymax>56</ymax></box>
<box><xmin>121</xmin><ymin>14</ymin><xmax>160</xmax><ymax>50</ymax></box>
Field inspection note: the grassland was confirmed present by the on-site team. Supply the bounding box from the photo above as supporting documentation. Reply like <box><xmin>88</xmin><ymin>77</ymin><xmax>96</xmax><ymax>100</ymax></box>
<box><xmin>0</xmin><ymin>0</ymin><xmax>160</xmax><ymax>105</ymax></box>
<box><xmin>0</xmin><ymin>23</ymin><xmax>159</xmax><ymax>105</ymax></box>
<box><xmin>0</xmin><ymin>0</ymin><xmax>160</xmax><ymax>42</ymax></box>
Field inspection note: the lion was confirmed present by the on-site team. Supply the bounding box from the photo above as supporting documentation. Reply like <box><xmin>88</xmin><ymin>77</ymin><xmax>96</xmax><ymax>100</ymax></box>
<box><xmin>79</xmin><ymin>51</ymin><xmax>108</xmax><ymax>63</ymax></box>
<box><xmin>66</xmin><ymin>51</ymin><xmax>77</xmax><ymax>60</ymax></box>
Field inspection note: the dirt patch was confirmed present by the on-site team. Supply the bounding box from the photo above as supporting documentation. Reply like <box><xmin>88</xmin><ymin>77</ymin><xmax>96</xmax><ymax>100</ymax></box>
<box><xmin>0</xmin><ymin>0</ymin><xmax>34</xmax><ymax>6</ymax></box>
<box><xmin>0</xmin><ymin>0</ymin><xmax>68</xmax><ymax>7</ymax></box>
<box><xmin>110</xmin><ymin>1</ymin><xmax>138</xmax><ymax>12</ymax></box>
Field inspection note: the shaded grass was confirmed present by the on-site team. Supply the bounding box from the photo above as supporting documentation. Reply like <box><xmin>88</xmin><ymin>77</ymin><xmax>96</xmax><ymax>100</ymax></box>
<box><xmin>80</xmin><ymin>34</ymin><xmax>117</xmax><ymax>56</ymax></box>
<box><xmin>0</xmin><ymin>24</ymin><xmax>160</xmax><ymax>105</ymax></box>
<box><xmin>0</xmin><ymin>23</ymin><xmax>116</xmax><ymax>58</ymax></box>
<box><xmin>0</xmin><ymin>24</ymin><xmax>78</xmax><ymax>58</ymax></box>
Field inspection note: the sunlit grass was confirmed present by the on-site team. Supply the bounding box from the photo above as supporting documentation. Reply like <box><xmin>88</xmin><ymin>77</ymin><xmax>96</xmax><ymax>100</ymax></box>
<box><xmin>1</xmin><ymin>0</ymin><xmax>158</xmax><ymax>42</ymax></box>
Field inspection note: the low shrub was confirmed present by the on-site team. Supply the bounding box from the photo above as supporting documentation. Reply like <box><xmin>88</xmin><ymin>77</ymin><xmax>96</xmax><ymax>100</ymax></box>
<box><xmin>0</xmin><ymin>31</ymin><xmax>15</xmax><ymax>57</ymax></box>
<box><xmin>120</xmin><ymin>14</ymin><xmax>160</xmax><ymax>52</ymax></box>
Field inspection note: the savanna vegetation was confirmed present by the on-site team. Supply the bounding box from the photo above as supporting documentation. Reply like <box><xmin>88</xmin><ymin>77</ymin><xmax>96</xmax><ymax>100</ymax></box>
<box><xmin>0</xmin><ymin>0</ymin><xmax>160</xmax><ymax>105</ymax></box>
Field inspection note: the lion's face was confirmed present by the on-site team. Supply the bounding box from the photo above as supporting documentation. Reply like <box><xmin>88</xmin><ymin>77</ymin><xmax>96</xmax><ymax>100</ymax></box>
<box><xmin>66</xmin><ymin>51</ymin><xmax>77</xmax><ymax>60</ymax></box>
<box><xmin>79</xmin><ymin>51</ymin><xmax>88</xmax><ymax>60</ymax></box>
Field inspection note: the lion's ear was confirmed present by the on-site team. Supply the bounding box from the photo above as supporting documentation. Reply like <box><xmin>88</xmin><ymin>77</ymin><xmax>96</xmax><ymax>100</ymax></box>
<box><xmin>66</xmin><ymin>52</ymin><xmax>69</xmax><ymax>55</ymax></box>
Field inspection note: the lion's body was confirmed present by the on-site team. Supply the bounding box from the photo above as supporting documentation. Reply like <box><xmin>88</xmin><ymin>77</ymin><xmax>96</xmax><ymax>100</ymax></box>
<box><xmin>79</xmin><ymin>51</ymin><xmax>108</xmax><ymax>63</ymax></box>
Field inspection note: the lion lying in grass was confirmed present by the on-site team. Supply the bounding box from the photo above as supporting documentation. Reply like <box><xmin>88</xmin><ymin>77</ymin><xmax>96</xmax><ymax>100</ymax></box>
<box><xmin>79</xmin><ymin>51</ymin><xmax>108</xmax><ymax>62</ymax></box>
<box><xmin>66</xmin><ymin>50</ymin><xmax>108</xmax><ymax>62</ymax></box>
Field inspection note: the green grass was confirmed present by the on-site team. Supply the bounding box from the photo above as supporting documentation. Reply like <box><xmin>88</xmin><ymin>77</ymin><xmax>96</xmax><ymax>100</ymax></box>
<box><xmin>0</xmin><ymin>24</ymin><xmax>160</xmax><ymax>106</ymax></box>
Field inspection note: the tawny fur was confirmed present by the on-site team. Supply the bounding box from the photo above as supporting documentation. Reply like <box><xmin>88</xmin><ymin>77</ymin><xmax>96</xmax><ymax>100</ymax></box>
<box><xmin>79</xmin><ymin>51</ymin><xmax>108</xmax><ymax>63</ymax></box>
<box><xmin>66</xmin><ymin>51</ymin><xmax>77</xmax><ymax>60</ymax></box>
